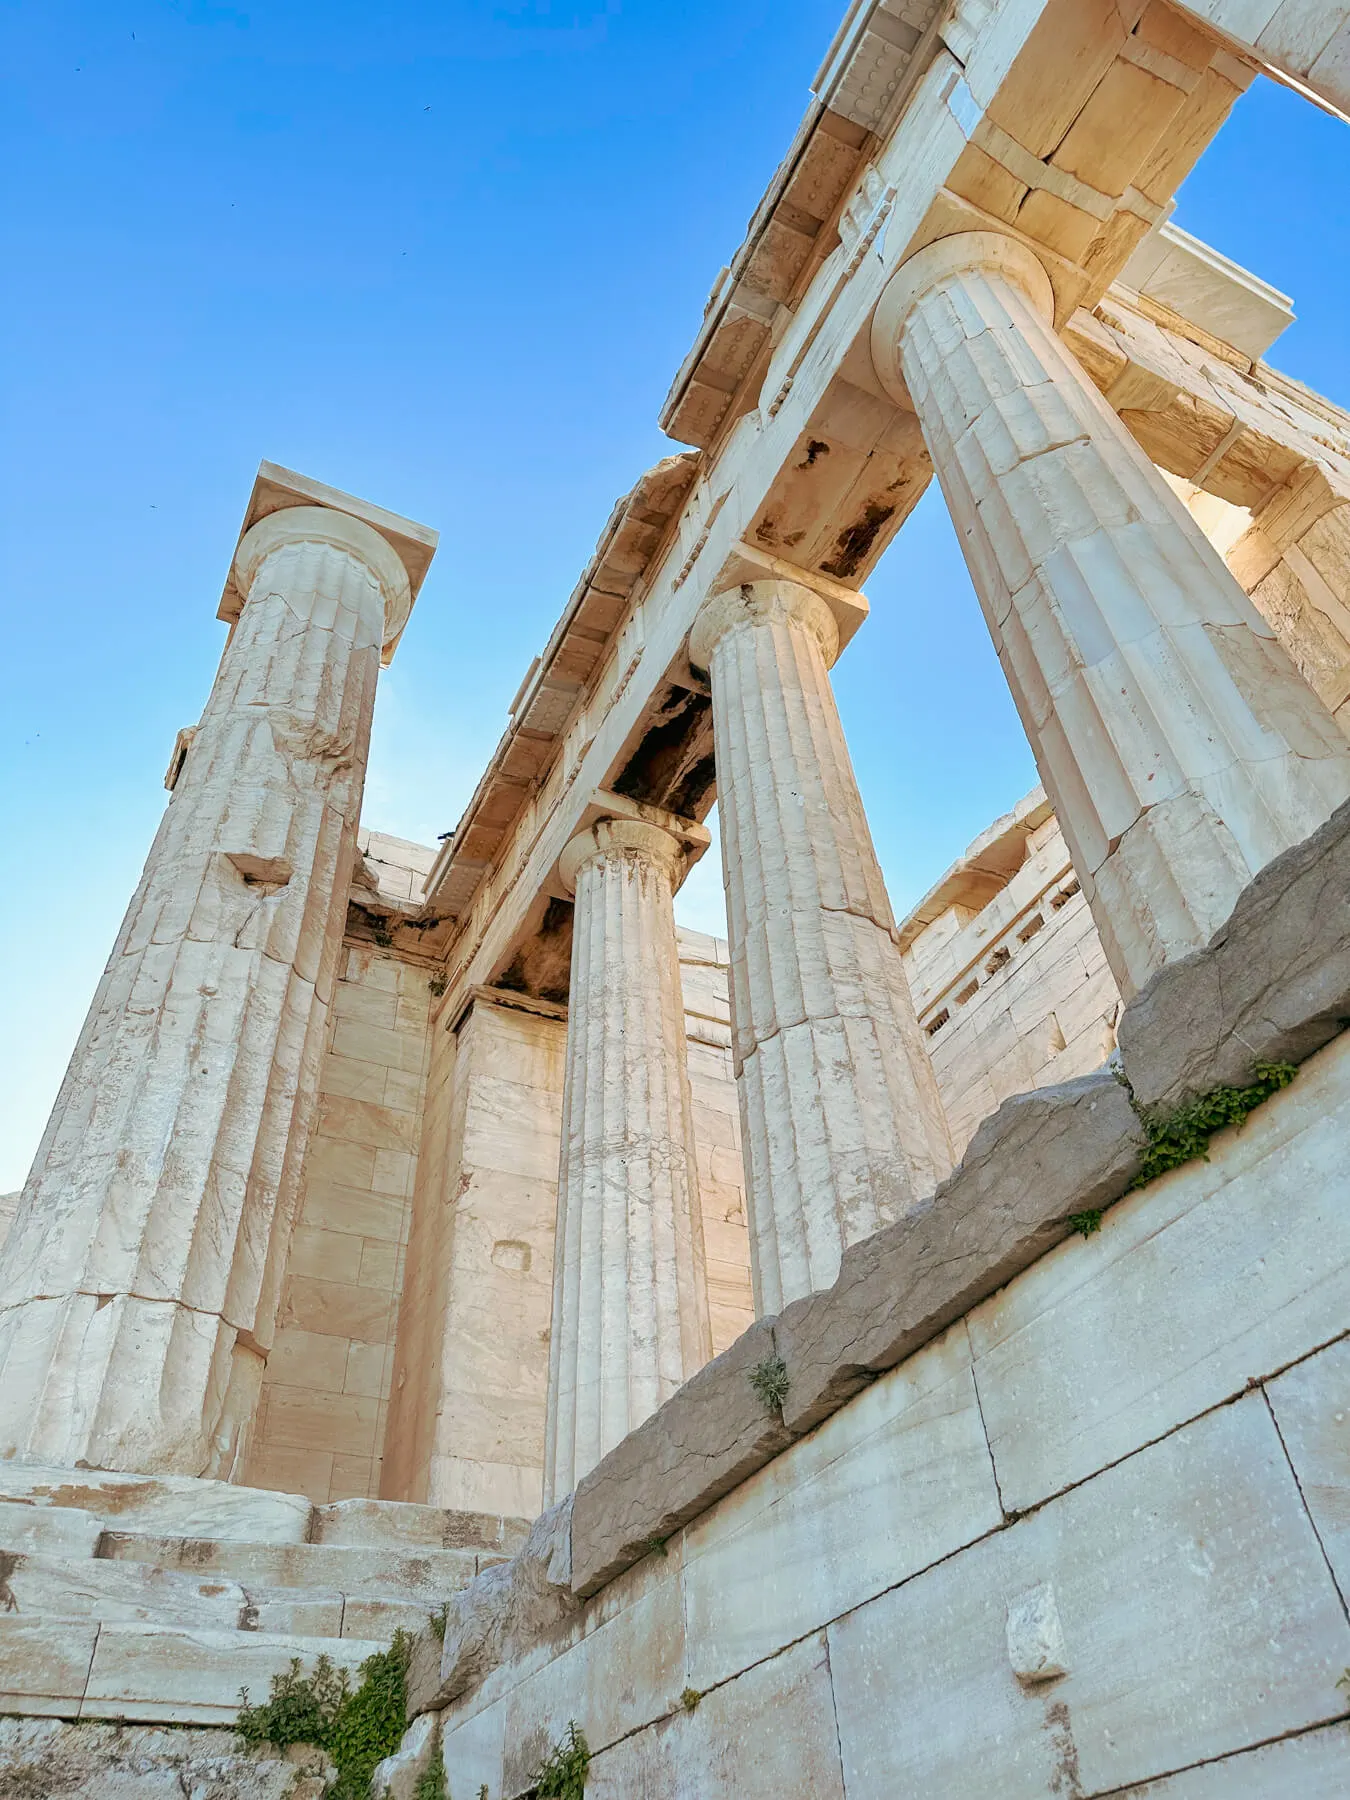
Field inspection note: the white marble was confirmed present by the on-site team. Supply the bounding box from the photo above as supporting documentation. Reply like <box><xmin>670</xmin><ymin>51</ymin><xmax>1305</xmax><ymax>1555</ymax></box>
<box><xmin>544</xmin><ymin>818</ymin><xmax>712</xmax><ymax>1500</ymax></box>
<box><xmin>1266</xmin><ymin>1334</ymin><xmax>1350</xmax><ymax>1604</ymax></box>
<box><xmin>872</xmin><ymin>231</ymin><xmax>1350</xmax><ymax>996</ymax></box>
<box><xmin>967</xmin><ymin>1029</ymin><xmax>1350</xmax><ymax>1513</ymax></box>
<box><xmin>690</xmin><ymin>577</ymin><xmax>952</xmax><ymax>1310</ymax></box>
<box><xmin>0</xmin><ymin>502</ymin><xmax>424</xmax><ymax>1476</ymax></box>
<box><xmin>827</xmin><ymin>1396</ymin><xmax>1350</xmax><ymax>1797</ymax></box>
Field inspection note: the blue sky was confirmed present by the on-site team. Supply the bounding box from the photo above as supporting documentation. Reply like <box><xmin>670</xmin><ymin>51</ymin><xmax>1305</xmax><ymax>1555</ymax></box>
<box><xmin>2</xmin><ymin>1</ymin><xmax>1348</xmax><ymax>1190</ymax></box>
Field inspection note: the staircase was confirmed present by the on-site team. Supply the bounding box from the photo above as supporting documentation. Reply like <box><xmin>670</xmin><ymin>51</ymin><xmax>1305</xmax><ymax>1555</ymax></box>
<box><xmin>0</xmin><ymin>1464</ymin><xmax>526</xmax><ymax>1796</ymax></box>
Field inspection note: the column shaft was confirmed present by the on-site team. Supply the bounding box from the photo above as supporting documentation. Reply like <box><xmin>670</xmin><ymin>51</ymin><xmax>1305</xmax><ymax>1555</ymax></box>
<box><xmin>0</xmin><ymin>507</ymin><xmax>408</xmax><ymax>1475</ymax></box>
<box><xmin>691</xmin><ymin>581</ymin><xmax>952</xmax><ymax>1315</ymax></box>
<box><xmin>873</xmin><ymin>233</ymin><xmax>1350</xmax><ymax>996</ymax></box>
<box><xmin>544</xmin><ymin>819</ymin><xmax>711</xmax><ymax>1500</ymax></box>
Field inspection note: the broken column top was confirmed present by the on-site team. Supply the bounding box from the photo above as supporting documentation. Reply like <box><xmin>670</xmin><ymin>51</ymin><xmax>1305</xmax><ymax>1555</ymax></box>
<box><xmin>218</xmin><ymin>460</ymin><xmax>439</xmax><ymax>662</ymax></box>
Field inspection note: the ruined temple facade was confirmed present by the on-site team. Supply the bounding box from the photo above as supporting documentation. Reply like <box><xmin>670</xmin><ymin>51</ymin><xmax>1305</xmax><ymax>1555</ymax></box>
<box><xmin>4</xmin><ymin>2</ymin><xmax>1350</xmax><ymax>1793</ymax></box>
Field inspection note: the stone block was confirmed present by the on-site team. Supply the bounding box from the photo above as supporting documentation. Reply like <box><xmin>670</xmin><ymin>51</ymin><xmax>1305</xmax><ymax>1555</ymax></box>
<box><xmin>569</xmin><ymin>1317</ymin><xmax>793</xmax><ymax>1598</ymax></box>
<box><xmin>81</xmin><ymin>1625</ymin><xmax>383</xmax><ymax>1725</ymax></box>
<box><xmin>0</xmin><ymin>1618</ymin><xmax>97</xmax><ymax>1715</ymax></box>
<box><xmin>0</xmin><ymin>1717</ymin><xmax>318</xmax><ymax>1798</ymax></box>
<box><xmin>775</xmin><ymin>1067</ymin><xmax>1143</xmax><ymax>1435</ymax></box>
<box><xmin>1266</xmin><ymin>1335</ymin><xmax>1350</xmax><ymax>1603</ymax></box>
<box><xmin>0</xmin><ymin>1467</ymin><xmax>312</xmax><ymax>1545</ymax></box>
<box><xmin>313</xmin><ymin>1496</ymin><xmax>528</xmax><ymax>1553</ymax></box>
<box><xmin>585</xmin><ymin>1634</ymin><xmax>846</xmax><ymax>1800</ymax></box>
<box><xmin>1118</xmin><ymin>795</ymin><xmax>1350</xmax><ymax>1112</ymax></box>
<box><xmin>372</xmin><ymin>1711</ymin><xmax>441</xmax><ymax>1800</ymax></box>
<box><xmin>682</xmin><ymin>1324</ymin><xmax>1002</xmax><ymax>1691</ymax></box>
<box><xmin>342</xmin><ymin>1595</ymin><xmax>434</xmax><ymax>1638</ymax></box>
<box><xmin>968</xmin><ymin>1032</ymin><xmax>1350</xmax><ymax>1511</ymax></box>
<box><xmin>412</xmin><ymin>1497</ymin><xmax>577</xmax><ymax>1716</ymax></box>
<box><xmin>435</xmin><ymin>1692</ymin><xmax>507</xmax><ymax>1799</ymax></box>
<box><xmin>99</xmin><ymin>1531</ymin><xmax>480</xmax><ymax>1604</ymax></box>
<box><xmin>0</xmin><ymin>1553</ymin><xmax>247</xmax><ymax>1629</ymax></box>
<box><xmin>500</xmin><ymin>1552</ymin><xmax>685</xmax><ymax>1792</ymax></box>
<box><xmin>1110</xmin><ymin>1722</ymin><xmax>1350</xmax><ymax>1795</ymax></box>
<box><xmin>826</xmin><ymin>1399</ymin><xmax>1350</xmax><ymax>1797</ymax></box>
<box><xmin>0</xmin><ymin>1501</ymin><xmax>102</xmax><ymax>1558</ymax></box>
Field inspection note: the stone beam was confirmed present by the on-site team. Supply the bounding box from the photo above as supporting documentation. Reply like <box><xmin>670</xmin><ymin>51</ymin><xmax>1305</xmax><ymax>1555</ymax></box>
<box><xmin>1175</xmin><ymin>0</ymin><xmax>1350</xmax><ymax>115</ymax></box>
<box><xmin>419</xmin><ymin>0</ymin><xmax>1273</xmax><ymax>1029</ymax></box>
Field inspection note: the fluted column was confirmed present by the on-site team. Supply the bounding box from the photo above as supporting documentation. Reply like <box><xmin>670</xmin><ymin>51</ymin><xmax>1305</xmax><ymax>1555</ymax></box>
<box><xmin>543</xmin><ymin>818</ymin><xmax>712</xmax><ymax>1501</ymax></box>
<box><xmin>689</xmin><ymin>580</ymin><xmax>953</xmax><ymax>1315</ymax></box>
<box><xmin>872</xmin><ymin>231</ymin><xmax>1350</xmax><ymax>997</ymax></box>
<box><xmin>0</xmin><ymin>504</ymin><xmax>417</xmax><ymax>1476</ymax></box>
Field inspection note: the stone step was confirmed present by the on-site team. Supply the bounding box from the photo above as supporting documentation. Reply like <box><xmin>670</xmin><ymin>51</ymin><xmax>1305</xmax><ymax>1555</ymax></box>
<box><xmin>0</xmin><ymin>1716</ymin><xmax>331</xmax><ymax>1800</ymax></box>
<box><xmin>0</xmin><ymin>1499</ymin><xmax>104</xmax><ymax>1557</ymax></box>
<box><xmin>313</xmin><ymin>1495</ymin><xmax>530</xmax><ymax>1554</ymax></box>
<box><xmin>0</xmin><ymin>1464</ymin><xmax>311</xmax><ymax>1546</ymax></box>
<box><xmin>0</xmin><ymin>1616</ymin><xmax>386</xmax><ymax>1725</ymax></box>
<box><xmin>100</xmin><ymin>1527</ymin><xmax>484</xmax><ymax>1605</ymax></box>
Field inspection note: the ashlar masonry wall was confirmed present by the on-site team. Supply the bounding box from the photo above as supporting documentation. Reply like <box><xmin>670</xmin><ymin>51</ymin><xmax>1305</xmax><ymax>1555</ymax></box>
<box><xmin>244</xmin><ymin>830</ymin><xmax>437</xmax><ymax>1505</ymax></box>
<box><xmin>434</xmin><ymin>1023</ymin><xmax>1350</xmax><ymax>1799</ymax></box>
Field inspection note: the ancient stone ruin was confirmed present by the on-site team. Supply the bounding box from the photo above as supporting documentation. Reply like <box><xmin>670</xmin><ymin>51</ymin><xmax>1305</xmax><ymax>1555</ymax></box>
<box><xmin>3</xmin><ymin>1</ymin><xmax>1350</xmax><ymax>1794</ymax></box>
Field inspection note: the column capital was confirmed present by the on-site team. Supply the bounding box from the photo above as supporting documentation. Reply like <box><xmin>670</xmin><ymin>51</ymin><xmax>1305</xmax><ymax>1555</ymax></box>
<box><xmin>234</xmin><ymin>506</ymin><xmax>413</xmax><ymax>656</ymax></box>
<box><xmin>558</xmin><ymin>816</ymin><xmax>687</xmax><ymax>895</ymax></box>
<box><xmin>870</xmin><ymin>231</ymin><xmax>1054</xmax><ymax>409</ymax></box>
<box><xmin>690</xmin><ymin>578</ymin><xmax>840</xmax><ymax>675</ymax></box>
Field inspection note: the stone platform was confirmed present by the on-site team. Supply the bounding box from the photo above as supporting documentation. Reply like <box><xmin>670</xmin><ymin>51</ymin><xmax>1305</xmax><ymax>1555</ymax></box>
<box><xmin>0</xmin><ymin>1464</ymin><xmax>526</xmax><ymax>1792</ymax></box>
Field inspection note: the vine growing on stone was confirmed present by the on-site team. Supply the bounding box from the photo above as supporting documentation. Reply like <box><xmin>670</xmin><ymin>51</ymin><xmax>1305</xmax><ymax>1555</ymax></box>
<box><xmin>1129</xmin><ymin>1062</ymin><xmax>1297</xmax><ymax>1189</ymax></box>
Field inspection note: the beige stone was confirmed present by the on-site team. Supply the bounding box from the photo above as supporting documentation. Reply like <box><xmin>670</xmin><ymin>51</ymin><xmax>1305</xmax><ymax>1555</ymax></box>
<box><xmin>690</xmin><ymin>577</ymin><xmax>952</xmax><ymax>1310</ymax></box>
<box><xmin>545</xmin><ymin>816</ymin><xmax>712</xmax><ymax>1501</ymax></box>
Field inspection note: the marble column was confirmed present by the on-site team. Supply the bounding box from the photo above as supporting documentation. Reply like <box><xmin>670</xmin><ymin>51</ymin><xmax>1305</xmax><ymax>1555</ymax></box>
<box><xmin>0</xmin><ymin>504</ymin><xmax>417</xmax><ymax>1476</ymax></box>
<box><xmin>872</xmin><ymin>231</ymin><xmax>1350</xmax><ymax>998</ymax></box>
<box><xmin>544</xmin><ymin>818</ymin><xmax>712</xmax><ymax>1501</ymax></box>
<box><xmin>689</xmin><ymin>580</ymin><xmax>953</xmax><ymax>1315</ymax></box>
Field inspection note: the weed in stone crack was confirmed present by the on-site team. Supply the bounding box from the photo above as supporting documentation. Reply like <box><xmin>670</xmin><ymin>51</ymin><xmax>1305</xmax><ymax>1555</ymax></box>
<box><xmin>428</xmin><ymin>973</ymin><xmax>448</xmax><ymax>997</ymax></box>
<box><xmin>236</xmin><ymin>1631</ymin><xmax>413</xmax><ymax>1799</ymax></box>
<box><xmin>749</xmin><ymin>1354</ymin><xmax>790</xmax><ymax>1412</ymax></box>
<box><xmin>534</xmin><ymin>1721</ymin><xmax>590</xmax><ymax>1798</ymax></box>
<box><xmin>680</xmin><ymin>1687</ymin><xmax>702</xmax><ymax>1714</ymax></box>
<box><xmin>1129</xmin><ymin>1063</ymin><xmax>1297</xmax><ymax>1189</ymax></box>
<box><xmin>412</xmin><ymin>1744</ymin><xmax>448</xmax><ymax>1800</ymax></box>
<box><xmin>642</xmin><ymin>1534</ymin><xmax>669</xmax><ymax>1559</ymax></box>
<box><xmin>428</xmin><ymin>1602</ymin><xmax>448</xmax><ymax>1642</ymax></box>
<box><xmin>1068</xmin><ymin>1210</ymin><xmax>1103</xmax><ymax>1239</ymax></box>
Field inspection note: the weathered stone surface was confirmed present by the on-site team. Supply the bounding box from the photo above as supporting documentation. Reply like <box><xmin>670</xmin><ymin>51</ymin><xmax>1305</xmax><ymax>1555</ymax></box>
<box><xmin>372</xmin><ymin>1710</ymin><xmax>440</xmax><ymax>1800</ymax></box>
<box><xmin>408</xmin><ymin>1496</ymin><xmax>577</xmax><ymax>1717</ymax></box>
<box><xmin>0</xmin><ymin>1552</ymin><xmax>248</xmax><ymax>1630</ymax></box>
<box><xmin>1118</xmin><ymin>794</ymin><xmax>1350</xmax><ymax>1111</ymax></box>
<box><xmin>100</xmin><ymin>1530</ymin><xmax>480</xmax><ymax>1605</ymax></box>
<box><xmin>569</xmin><ymin>1316</ymin><xmax>792</xmax><ymax>1598</ymax></box>
<box><xmin>968</xmin><ymin>1031</ymin><xmax>1350</xmax><ymax>1512</ymax></box>
<box><xmin>0</xmin><ymin>1617</ymin><xmax>97</xmax><ymax>1715</ymax></box>
<box><xmin>313</xmin><ymin>1496</ymin><xmax>528</xmax><ymax>1554</ymax></box>
<box><xmin>81</xmin><ymin>1623</ymin><xmax>384</xmax><ymax>1725</ymax></box>
<box><xmin>775</xmin><ymin>1066</ymin><xmax>1143</xmax><ymax>1434</ymax></box>
<box><xmin>0</xmin><ymin>1466</ymin><xmax>312</xmax><ymax>1545</ymax></box>
<box><xmin>0</xmin><ymin>1499</ymin><xmax>102</xmax><ymax>1557</ymax></box>
<box><xmin>0</xmin><ymin>1717</ymin><xmax>323</xmax><ymax>1799</ymax></box>
<box><xmin>1266</xmin><ymin>1335</ymin><xmax>1350</xmax><ymax>1605</ymax></box>
<box><xmin>545</xmin><ymin>816</ymin><xmax>712</xmax><ymax>1501</ymax></box>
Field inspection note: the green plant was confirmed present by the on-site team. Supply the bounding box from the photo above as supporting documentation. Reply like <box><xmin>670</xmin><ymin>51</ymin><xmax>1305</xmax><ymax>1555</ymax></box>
<box><xmin>237</xmin><ymin>1632</ymin><xmax>413</xmax><ymax>1800</ymax></box>
<box><xmin>372</xmin><ymin>926</ymin><xmax>395</xmax><ymax>949</ymax></box>
<box><xmin>1068</xmin><ymin>1210</ymin><xmax>1102</xmax><ymax>1239</ymax></box>
<box><xmin>413</xmin><ymin>1745</ymin><xmax>449</xmax><ymax>1800</ymax></box>
<box><xmin>428</xmin><ymin>1602</ymin><xmax>449</xmax><ymax>1642</ymax></box>
<box><xmin>1130</xmin><ymin>1063</ymin><xmax>1297</xmax><ymax>1189</ymax></box>
<box><xmin>642</xmin><ymin>1534</ymin><xmax>668</xmax><ymax>1559</ymax></box>
<box><xmin>748</xmin><ymin>1354</ymin><xmax>790</xmax><ymax>1412</ymax></box>
<box><xmin>534</xmin><ymin>1721</ymin><xmax>590</xmax><ymax>1799</ymax></box>
<box><xmin>679</xmin><ymin>1686</ymin><xmax>702</xmax><ymax>1714</ymax></box>
<box><xmin>428</xmin><ymin>973</ymin><xmax>448</xmax><ymax>998</ymax></box>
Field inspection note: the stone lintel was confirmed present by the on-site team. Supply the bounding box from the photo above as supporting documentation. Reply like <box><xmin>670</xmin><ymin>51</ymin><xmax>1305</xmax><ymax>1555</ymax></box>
<box><xmin>217</xmin><ymin>461</ymin><xmax>438</xmax><ymax>658</ymax></box>
<box><xmin>446</xmin><ymin>983</ymin><xmax>569</xmax><ymax>1036</ymax></box>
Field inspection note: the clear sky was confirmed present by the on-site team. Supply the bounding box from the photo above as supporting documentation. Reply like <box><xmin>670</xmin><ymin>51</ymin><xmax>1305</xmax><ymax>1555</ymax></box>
<box><xmin>2</xmin><ymin>2</ymin><xmax>1348</xmax><ymax>1191</ymax></box>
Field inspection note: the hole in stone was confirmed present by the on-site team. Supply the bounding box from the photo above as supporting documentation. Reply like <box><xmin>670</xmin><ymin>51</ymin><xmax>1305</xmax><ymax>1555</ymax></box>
<box><xmin>1018</xmin><ymin>913</ymin><xmax>1045</xmax><ymax>943</ymax></box>
<box><xmin>985</xmin><ymin>945</ymin><xmax>1012</xmax><ymax>976</ymax></box>
<box><xmin>955</xmin><ymin>980</ymin><xmax>979</xmax><ymax>1005</ymax></box>
<box><xmin>924</xmin><ymin>1008</ymin><xmax>950</xmax><ymax>1037</ymax></box>
<box><xmin>1050</xmin><ymin>879</ymin><xmax>1081</xmax><ymax>911</ymax></box>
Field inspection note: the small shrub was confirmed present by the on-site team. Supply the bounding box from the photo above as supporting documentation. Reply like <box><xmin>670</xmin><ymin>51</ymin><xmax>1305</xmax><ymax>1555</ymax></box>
<box><xmin>642</xmin><ymin>1534</ymin><xmax>668</xmax><ymax>1559</ymax></box>
<box><xmin>1068</xmin><ymin>1210</ymin><xmax>1102</xmax><ymax>1239</ymax></box>
<box><xmin>413</xmin><ymin>1745</ymin><xmax>449</xmax><ymax>1800</ymax></box>
<box><xmin>236</xmin><ymin>1632</ymin><xmax>413</xmax><ymax>1800</ymax></box>
<box><xmin>428</xmin><ymin>973</ymin><xmax>448</xmax><ymax>998</ymax></box>
<box><xmin>1130</xmin><ymin>1063</ymin><xmax>1297</xmax><ymax>1189</ymax></box>
<box><xmin>680</xmin><ymin>1686</ymin><xmax>702</xmax><ymax>1714</ymax></box>
<box><xmin>748</xmin><ymin>1354</ymin><xmax>790</xmax><ymax>1412</ymax></box>
<box><xmin>428</xmin><ymin>1602</ymin><xmax>449</xmax><ymax>1642</ymax></box>
<box><xmin>372</xmin><ymin>926</ymin><xmax>395</xmax><ymax>949</ymax></box>
<box><xmin>534</xmin><ymin>1721</ymin><xmax>590</xmax><ymax>1799</ymax></box>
